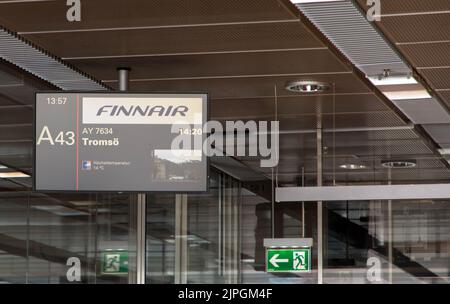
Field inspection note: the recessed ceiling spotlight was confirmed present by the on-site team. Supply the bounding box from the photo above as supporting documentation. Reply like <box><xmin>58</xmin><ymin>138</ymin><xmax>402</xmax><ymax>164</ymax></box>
<box><xmin>339</xmin><ymin>164</ymin><xmax>367</xmax><ymax>170</ymax></box>
<box><xmin>381</xmin><ymin>160</ymin><xmax>417</xmax><ymax>169</ymax></box>
<box><xmin>285</xmin><ymin>81</ymin><xmax>330</xmax><ymax>93</ymax></box>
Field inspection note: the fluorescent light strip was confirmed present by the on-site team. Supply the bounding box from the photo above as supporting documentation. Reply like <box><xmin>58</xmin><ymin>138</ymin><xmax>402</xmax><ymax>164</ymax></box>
<box><xmin>290</xmin><ymin>0</ymin><xmax>345</xmax><ymax>3</ymax></box>
<box><xmin>438</xmin><ymin>149</ymin><xmax>450</xmax><ymax>155</ymax></box>
<box><xmin>383</xmin><ymin>90</ymin><xmax>432</xmax><ymax>100</ymax></box>
<box><xmin>0</xmin><ymin>172</ymin><xmax>30</xmax><ymax>178</ymax></box>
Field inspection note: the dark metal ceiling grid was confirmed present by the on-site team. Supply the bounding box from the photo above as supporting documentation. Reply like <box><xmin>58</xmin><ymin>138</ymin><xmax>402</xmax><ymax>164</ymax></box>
<box><xmin>419</xmin><ymin>68</ymin><xmax>450</xmax><ymax>90</ymax></box>
<box><xmin>414</xmin><ymin>158</ymin><xmax>448</xmax><ymax>169</ymax></box>
<box><xmin>210</xmin><ymin>94</ymin><xmax>389</xmax><ymax>120</ymax></box>
<box><xmin>0</xmin><ymin>67</ymin><xmax>22</xmax><ymax>86</ymax></box>
<box><xmin>108</xmin><ymin>74</ymin><xmax>371</xmax><ymax>99</ymax></box>
<box><xmin>285</xmin><ymin>139</ymin><xmax>434</xmax><ymax>157</ymax></box>
<box><xmin>369</xmin><ymin>141</ymin><xmax>432</xmax><ymax>156</ymax></box>
<box><xmin>399</xmin><ymin>43</ymin><xmax>450</xmax><ymax>68</ymax></box>
<box><xmin>0</xmin><ymin>27</ymin><xmax>107</xmax><ymax>91</ymax></box>
<box><xmin>323</xmin><ymin>111</ymin><xmax>407</xmax><ymax>129</ymax></box>
<box><xmin>0</xmin><ymin>106</ymin><xmax>31</xmax><ymax>125</ymax></box>
<box><xmin>348</xmin><ymin>0</ymin><xmax>450</xmax><ymax>181</ymax></box>
<box><xmin>0</xmin><ymin>59</ymin><xmax>55</xmax><ymax>105</ymax></box>
<box><xmin>0</xmin><ymin>0</ymin><xmax>294</xmax><ymax>32</ymax></box>
<box><xmin>239</xmin><ymin>126</ymin><xmax>439</xmax><ymax>184</ymax></box>
<box><xmin>322</xmin><ymin>139</ymin><xmax>430</xmax><ymax>154</ymax></box>
<box><xmin>359</xmin><ymin>1</ymin><xmax>450</xmax><ymax>106</ymax></box>
<box><xmin>214</xmin><ymin>111</ymin><xmax>401</xmax><ymax>127</ymax></box>
<box><xmin>325</xmin><ymin>128</ymin><xmax>420</xmax><ymax>141</ymax></box>
<box><xmin>378</xmin><ymin>15</ymin><xmax>450</xmax><ymax>43</ymax></box>
<box><xmin>0</xmin><ymin>0</ymin><xmax>448</xmax><ymax>186</ymax></box>
<box><xmin>359</xmin><ymin>0</ymin><xmax>450</xmax><ymax>14</ymax></box>
<box><xmin>0</xmin><ymin>60</ymin><xmax>53</xmax><ymax>174</ymax></box>
<box><xmin>437</xmin><ymin>91</ymin><xmax>450</xmax><ymax>109</ymax></box>
<box><xmin>23</xmin><ymin>22</ymin><xmax>324</xmax><ymax>59</ymax></box>
<box><xmin>215</xmin><ymin>110</ymin><xmax>407</xmax><ymax>132</ymax></box>
<box><xmin>0</xmin><ymin>125</ymin><xmax>31</xmax><ymax>141</ymax></box>
<box><xmin>297</xmin><ymin>1</ymin><xmax>410</xmax><ymax>76</ymax></box>
<box><xmin>66</xmin><ymin>49</ymin><xmax>347</xmax><ymax>81</ymax></box>
<box><xmin>423</xmin><ymin>124</ymin><xmax>450</xmax><ymax>147</ymax></box>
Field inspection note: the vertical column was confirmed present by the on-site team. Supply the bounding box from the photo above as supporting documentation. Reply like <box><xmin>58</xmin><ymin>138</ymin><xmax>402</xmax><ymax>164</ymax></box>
<box><xmin>226</xmin><ymin>177</ymin><xmax>232</xmax><ymax>283</ymax></box>
<box><xmin>236</xmin><ymin>183</ymin><xmax>242</xmax><ymax>283</ymax></box>
<box><xmin>316</xmin><ymin>109</ymin><xmax>323</xmax><ymax>284</ymax></box>
<box><xmin>231</xmin><ymin>179</ymin><xmax>239</xmax><ymax>283</ymax></box>
<box><xmin>215</xmin><ymin>175</ymin><xmax>241</xmax><ymax>284</ymax></box>
<box><xmin>175</xmin><ymin>194</ymin><xmax>188</xmax><ymax>284</ymax></box>
<box><xmin>218</xmin><ymin>174</ymin><xmax>222</xmax><ymax>277</ymax></box>
<box><xmin>387</xmin><ymin>169</ymin><xmax>393</xmax><ymax>283</ymax></box>
<box><xmin>302</xmin><ymin>167</ymin><xmax>305</xmax><ymax>238</ymax></box>
<box><xmin>136</xmin><ymin>194</ymin><xmax>146</xmax><ymax>284</ymax></box>
<box><xmin>222</xmin><ymin>176</ymin><xmax>240</xmax><ymax>284</ymax></box>
<box><xmin>118</xmin><ymin>67</ymin><xmax>147</xmax><ymax>284</ymax></box>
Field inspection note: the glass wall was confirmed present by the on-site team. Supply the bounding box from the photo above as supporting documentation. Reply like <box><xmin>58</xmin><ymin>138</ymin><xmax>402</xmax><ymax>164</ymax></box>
<box><xmin>146</xmin><ymin>169</ymin><xmax>241</xmax><ymax>284</ymax></box>
<box><xmin>0</xmin><ymin>192</ymin><xmax>134</xmax><ymax>284</ymax></box>
<box><xmin>146</xmin><ymin>193</ymin><xmax>176</xmax><ymax>284</ymax></box>
<box><xmin>145</xmin><ymin>169</ymin><xmax>320</xmax><ymax>284</ymax></box>
<box><xmin>323</xmin><ymin>200</ymin><xmax>450</xmax><ymax>284</ymax></box>
<box><xmin>145</xmin><ymin>172</ymin><xmax>450</xmax><ymax>284</ymax></box>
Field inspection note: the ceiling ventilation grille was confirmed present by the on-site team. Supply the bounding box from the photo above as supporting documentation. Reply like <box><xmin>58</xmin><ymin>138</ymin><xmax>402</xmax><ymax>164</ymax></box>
<box><xmin>295</xmin><ymin>0</ymin><xmax>450</xmax><ymax>156</ymax></box>
<box><xmin>297</xmin><ymin>1</ymin><xmax>410</xmax><ymax>76</ymax></box>
<box><xmin>0</xmin><ymin>26</ymin><xmax>107</xmax><ymax>91</ymax></box>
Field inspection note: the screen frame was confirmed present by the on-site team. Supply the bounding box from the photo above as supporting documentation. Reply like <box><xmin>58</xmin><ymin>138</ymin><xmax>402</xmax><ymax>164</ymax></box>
<box><xmin>33</xmin><ymin>91</ymin><xmax>210</xmax><ymax>194</ymax></box>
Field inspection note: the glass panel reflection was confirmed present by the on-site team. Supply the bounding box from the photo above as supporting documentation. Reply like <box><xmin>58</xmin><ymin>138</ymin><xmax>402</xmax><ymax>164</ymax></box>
<box><xmin>323</xmin><ymin>200</ymin><xmax>450</xmax><ymax>284</ymax></box>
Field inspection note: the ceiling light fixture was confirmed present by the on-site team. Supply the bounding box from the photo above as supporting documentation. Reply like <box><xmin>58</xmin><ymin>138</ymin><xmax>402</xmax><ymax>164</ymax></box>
<box><xmin>381</xmin><ymin>160</ymin><xmax>417</xmax><ymax>169</ymax></box>
<box><xmin>290</xmin><ymin>0</ymin><xmax>344</xmax><ymax>3</ymax></box>
<box><xmin>0</xmin><ymin>171</ymin><xmax>30</xmax><ymax>178</ymax></box>
<box><xmin>285</xmin><ymin>81</ymin><xmax>330</xmax><ymax>93</ymax></box>
<box><xmin>368</xmin><ymin>75</ymin><xmax>418</xmax><ymax>86</ymax></box>
<box><xmin>438</xmin><ymin>149</ymin><xmax>450</xmax><ymax>155</ymax></box>
<box><xmin>339</xmin><ymin>164</ymin><xmax>367</xmax><ymax>170</ymax></box>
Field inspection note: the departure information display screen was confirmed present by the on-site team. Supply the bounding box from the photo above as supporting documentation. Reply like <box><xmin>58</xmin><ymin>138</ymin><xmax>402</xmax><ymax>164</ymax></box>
<box><xmin>34</xmin><ymin>93</ymin><xmax>208</xmax><ymax>192</ymax></box>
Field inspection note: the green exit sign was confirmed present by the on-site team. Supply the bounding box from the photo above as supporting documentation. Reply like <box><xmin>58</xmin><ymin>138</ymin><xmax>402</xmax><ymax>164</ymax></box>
<box><xmin>266</xmin><ymin>248</ymin><xmax>311</xmax><ymax>273</ymax></box>
<box><xmin>101</xmin><ymin>251</ymin><xmax>128</xmax><ymax>275</ymax></box>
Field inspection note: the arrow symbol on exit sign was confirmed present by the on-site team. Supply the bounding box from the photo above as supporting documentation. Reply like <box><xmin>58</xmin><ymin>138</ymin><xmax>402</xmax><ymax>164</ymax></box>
<box><xmin>269</xmin><ymin>254</ymin><xmax>289</xmax><ymax>268</ymax></box>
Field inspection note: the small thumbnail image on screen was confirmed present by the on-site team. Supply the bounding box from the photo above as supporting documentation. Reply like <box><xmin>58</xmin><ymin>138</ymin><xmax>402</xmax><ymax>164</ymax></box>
<box><xmin>151</xmin><ymin>149</ymin><xmax>202</xmax><ymax>182</ymax></box>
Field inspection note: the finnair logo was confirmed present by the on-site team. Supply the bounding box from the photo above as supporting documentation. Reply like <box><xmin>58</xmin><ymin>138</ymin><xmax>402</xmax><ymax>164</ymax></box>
<box><xmin>82</xmin><ymin>97</ymin><xmax>203</xmax><ymax>124</ymax></box>
<box><xmin>95</xmin><ymin>105</ymin><xmax>189</xmax><ymax>117</ymax></box>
